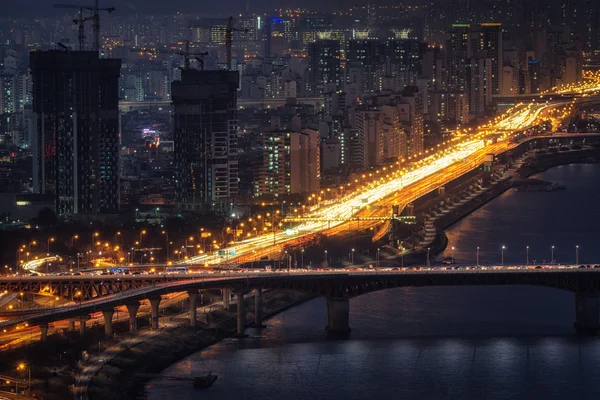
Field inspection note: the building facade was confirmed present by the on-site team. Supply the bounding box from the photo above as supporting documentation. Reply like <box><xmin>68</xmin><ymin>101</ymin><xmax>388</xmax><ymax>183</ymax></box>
<box><xmin>30</xmin><ymin>50</ymin><xmax>121</xmax><ymax>215</ymax></box>
<box><xmin>172</xmin><ymin>70</ymin><xmax>239</xmax><ymax>212</ymax></box>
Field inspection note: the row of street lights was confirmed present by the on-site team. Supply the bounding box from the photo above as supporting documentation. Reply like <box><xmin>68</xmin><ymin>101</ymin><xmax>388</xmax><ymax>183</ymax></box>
<box><xmin>448</xmin><ymin>245</ymin><xmax>581</xmax><ymax>266</ymax></box>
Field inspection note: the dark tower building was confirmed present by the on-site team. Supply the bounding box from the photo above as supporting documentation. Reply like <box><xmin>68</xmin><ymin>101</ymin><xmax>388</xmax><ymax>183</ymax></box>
<box><xmin>307</xmin><ymin>39</ymin><xmax>341</xmax><ymax>96</ymax></box>
<box><xmin>172</xmin><ymin>69</ymin><xmax>239</xmax><ymax>212</ymax></box>
<box><xmin>30</xmin><ymin>50</ymin><xmax>121</xmax><ymax>215</ymax></box>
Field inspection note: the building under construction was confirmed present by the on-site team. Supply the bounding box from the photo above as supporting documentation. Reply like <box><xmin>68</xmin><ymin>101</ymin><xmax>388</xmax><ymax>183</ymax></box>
<box><xmin>172</xmin><ymin>69</ymin><xmax>239</xmax><ymax>212</ymax></box>
<box><xmin>30</xmin><ymin>50</ymin><xmax>121</xmax><ymax>215</ymax></box>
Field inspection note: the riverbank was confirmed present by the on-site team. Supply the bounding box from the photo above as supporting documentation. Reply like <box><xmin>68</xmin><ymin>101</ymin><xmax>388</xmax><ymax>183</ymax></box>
<box><xmin>428</xmin><ymin>145</ymin><xmax>600</xmax><ymax>258</ymax></box>
<box><xmin>87</xmin><ymin>290</ymin><xmax>316</xmax><ymax>400</ymax></box>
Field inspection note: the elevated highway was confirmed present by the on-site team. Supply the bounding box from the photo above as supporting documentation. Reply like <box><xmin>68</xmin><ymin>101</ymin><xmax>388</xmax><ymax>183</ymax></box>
<box><xmin>4</xmin><ymin>267</ymin><xmax>600</xmax><ymax>338</ymax></box>
<box><xmin>177</xmin><ymin>94</ymin><xmax>600</xmax><ymax>266</ymax></box>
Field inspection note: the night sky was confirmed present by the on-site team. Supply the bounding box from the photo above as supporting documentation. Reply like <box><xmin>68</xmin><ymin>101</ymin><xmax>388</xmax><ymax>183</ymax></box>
<box><xmin>4</xmin><ymin>0</ymin><xmax>406</xmax><ymax>17</ymax></box>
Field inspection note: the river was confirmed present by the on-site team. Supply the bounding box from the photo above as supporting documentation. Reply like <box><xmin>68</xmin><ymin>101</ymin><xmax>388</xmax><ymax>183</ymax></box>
<box><xmin>145</xmin><ymin>163</ymin><xmax>600</xmax><ymax>400</ymax></box>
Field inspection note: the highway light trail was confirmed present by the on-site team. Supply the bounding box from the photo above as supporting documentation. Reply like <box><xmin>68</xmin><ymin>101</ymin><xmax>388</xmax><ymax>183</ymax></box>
<box><xmin>180</xmin><ymin>82</ymin><xmax>600</xmax><ymax>266</ymax></box>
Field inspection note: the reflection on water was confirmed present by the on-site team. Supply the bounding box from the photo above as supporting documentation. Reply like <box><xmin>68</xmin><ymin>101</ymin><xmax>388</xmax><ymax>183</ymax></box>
<box><xmin>146</xmin><ymin>164</ymin><xmax>600</xmax><ymax>400</ymax></box>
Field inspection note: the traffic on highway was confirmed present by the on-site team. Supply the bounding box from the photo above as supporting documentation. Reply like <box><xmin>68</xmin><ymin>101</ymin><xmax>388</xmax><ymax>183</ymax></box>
<box><xmin>175</xmin><ymin>83</ymin><xmax>600</xmax><ymax>267</ymax></box>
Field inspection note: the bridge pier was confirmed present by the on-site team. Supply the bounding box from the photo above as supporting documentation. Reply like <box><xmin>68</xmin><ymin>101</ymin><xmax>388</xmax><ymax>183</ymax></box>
<box><xmin>254</xmin><ymin>288</ymin><xmax>265</xmax><ymax>328</ymax></box>
<box><xmin>68</xmin><ymin>320</ymin><xmax>75</xmax><ymax>332</ymax></box>
<box><xmin>126</xmin><ymin>302</ymin><xmax>141</xmax><ymax>333</ymax></box>
<box><xmin>39</xmin><ymin>323</ymin><xmax>48</xmax><ymax>342</ymax></box>
<box><xmin>188</xmin><ymin>290</ymin><xmax>198</xmax><ymax>328</ymax></box>
<box><xmin>575</xmin><ymin>293</ymin><xmax>600</xmax><ymax>334</ymax></box>
<box><xmin>326</xmin><ymin>298</ymin><xmax>351</xmax><ymax>335</ymax></box>
<box><xmin>223</xmin><ymin>288</ymin><xmax>231</xmax><ymax>309</ymax></box>
<box><xmin>79</xmin><ymin>318</ymin><xmax>87</xmax><ymax>337</ymax></box>
<box><xmin>102</xmin><ymin>309</ymin><xmax>115</xmax><ymax>338</ymax></box>
<box><xmin>149</xmin><ymin>297</ymin><xmax>161</xmax><ymax>329</ymax></box>
<box><xmin>235</xmin><ymin>292</ymin><xmax>246</xmax><ymax>337</ymax></box>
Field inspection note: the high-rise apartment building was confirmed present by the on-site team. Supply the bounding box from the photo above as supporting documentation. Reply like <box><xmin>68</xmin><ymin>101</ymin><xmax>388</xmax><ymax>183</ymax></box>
<box><xmin>172</xmin><ymin>70</ymin><xmax>239</xmax><ymax>212</ymax></box>
<box><xmin>473</xmin><ymin>23</ymin><xmax>503</xmax><ymax>95</ymax></box>
<box><xmin>356</xmin><ymin>109</ymin><xmax>385</xmax><ymax>168</ymax></box>
<box><xmin>399</xmin><ymin>86</ymin><xmax>424</xmax><ymax>158</ymax></box>
<box><xmin>30</xmin><ymin>50</ymin><xmax>121</xmax><ymax>215</ymax></box>
<box><xmin>307</xmin><ymin>39</ymin><xmax>341</xmax><ymax>96</ymax></box>
<box><xmin>254</xmin><ymin>129</ymin><xmax>320</xmax><ymax>197</ymax></box>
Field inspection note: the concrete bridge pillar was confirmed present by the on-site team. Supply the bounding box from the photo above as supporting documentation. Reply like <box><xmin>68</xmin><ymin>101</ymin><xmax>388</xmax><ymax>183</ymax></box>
<box><xmin>68</xmin><ymin>320</ymin><xmax>76</xmax><ymax>331</ymax></box>
<box><xmin>235</xmin><ymin>292</ymin><xmax>246</xmax><ymax>337</ymax></box>
<box><xmin>254</xmin><ymin>288</ymin><xmax>264</xmax><ymax>328</ymax></box>
<box><xmin>575</xmin><ymin>293</ymin><xmax>600</xmax><ymax>334</ymax></box>
<box><xmin>188</xmin><ymin>290</ymin><xmax>198</xmax><ymax>328</ymax></box>
<box><xmin>326</xmin><ymin>298</ymin><xmax>351</xmax><ymax>335</ymax></box>
<box><xmin>149</xmin><ymin>297</ymin><xmax>161</xmax><ymax>329</ymax></box>
<box><xmin>223</xmin><ymin>288</ymin><xmax>231</xmax><ymax>309</ymax></box>
<box><xmin>102</xmin><ymin>309</ymin><xmax>115</xmax><ymax>338</ymax></box>
<box><xmin>79</xmin><ymin>319</ymin><xmax>87</xmax><ymax>337</ymax></box>
<box><xmin>126</xmin><ymin>302</ymin><xmax>141</xmax><ymax>333</ymax></box>
<box><xmin>39</xmin><ymin>323</ymin><xmax>48</xmax><ymax>342</ymax></box>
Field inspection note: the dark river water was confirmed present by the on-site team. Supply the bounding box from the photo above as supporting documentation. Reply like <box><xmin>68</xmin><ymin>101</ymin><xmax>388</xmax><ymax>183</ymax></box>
<box><xmin>146</xmin><ymin>163</ymin><xmax>600</xmax><ymax>400</ymax></box>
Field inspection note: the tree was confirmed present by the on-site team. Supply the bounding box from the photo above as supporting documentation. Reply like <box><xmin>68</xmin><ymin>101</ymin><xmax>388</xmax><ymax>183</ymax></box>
<box><xmin>34</xmin><ymin>207</ymin><xmax>59</xmax><ymax>227</ymax></box>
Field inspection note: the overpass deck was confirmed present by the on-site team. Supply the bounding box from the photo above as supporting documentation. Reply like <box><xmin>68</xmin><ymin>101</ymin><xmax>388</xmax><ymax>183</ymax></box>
<box><xmin>2</xmin><ymin>267</ymin><xmax>600</xmax><ymax>331</ymax></box>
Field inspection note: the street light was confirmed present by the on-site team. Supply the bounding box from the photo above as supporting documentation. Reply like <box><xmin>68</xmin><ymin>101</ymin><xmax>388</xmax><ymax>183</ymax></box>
<box><xmin>376</xmin><ymin>248</ymin><xmax>380</xmax><ymax>269</ymax></box>
<box><xmin>451</xmin><ymin>246</ymin><xmax>455</xmax><ymax>265</ymax></box>
<box><xmin>476</xmin><ymin>247</ymin><xmax>480</xmax><ymax>266</ymax></box>
<box><xmin>284</xmin><ymin>250</ymin><xmax>290</xmax><ymax>272</ymax></box>
<box><xmin>551</xmin><ymin>245</ymin><xmax>555</xmax><ymax>265</ymax></box>
<box><xmin>526</xmin><ymin>246</ymin><xmax>529</xmax><ymax>265</ymax></box>
<box><xmin>426</xmin><ymin>247</ymin><xmax>430</xmax><ymax>267</ymax></box>
<box><xmin>576</xmin><ymin>245</ymin><xmax>580</xmax><ymax>265</ymax></box>
<box><xmin>324</xmin><ymin>250</ymin><xmax>328</xmax><ymax>265</ymax></box>
<box><xmin>91</xmin><ymin>232</ymin><xmax>99</xmax><ymax>249</ymax></box>
<box><xmin>185</xmin><ymin>236</ymin><xmax>194</xmax><ymax>255</ymax></box>
<box><xmin>47</xmin><ymin>237</ymin><xmax>55</xmax><ymax>253</ymax></box>
<box><xmin>140</xmin><ymin>230</ymin><xmax>147</xmax><ymax>247</ymax></box>
<box><xmin>301</xmin><ymin>249</ymin><xmax>305</xmax><ymax>268</ymax></box>
<box><xmin>17</xmin><ymin>363</ymin><xmax>31</xmax><ymax>396</ymax></box>
<box><xmin>501</xmin><ymin>245</ymin><xmax>506</xmax><ymax>266</ymax></box>
<box><xmin>162</xmin><ymin>231</ymin><xmax>169</xmax><ymax>262</ymax></box>
<box><xmin>351</xmin><ymin>248</ymin><xmax>355</xmax><ymax>265</ymax></box>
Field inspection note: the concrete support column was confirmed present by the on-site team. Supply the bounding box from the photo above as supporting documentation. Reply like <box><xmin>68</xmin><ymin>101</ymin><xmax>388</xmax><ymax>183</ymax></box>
<box><xmin>254</xmin><ymin>288</ymin><xmax>264</xmax><ymax>328</ymax></box>
<box><xmin>188</xmin><ymin>290</ymin><xmax>198</xmax><ymax>328</ymax></box>
<box><xmin>149</xmin><ymin>297</ymin><xmax>161</xmax><ymax>329</ymax></box>
<box><xmin>236</xmin><ymin>292</ymin><xmax>245</xmax><ymax>337</ymax></box>
<box><xmin>126</xmin><ymin>302</ymin><xmax>141</xmax><ymax>333</ymax></box>
<box><xmin>326</xmin><ymin>298</ymin><xmax>351</xmax><ymax>335</ymax></box>
<box><xmin>68</xmin><ymin>320</ymin><xmax>75</xmax><ymax>331</ymax></box>
<box><xmin>575</xmin><ymin>293</ymin><xmax>600</xmax><ymax>334</ymax></box>
<box><xmin>39</xmin><ymin>323</ymin><xmax>49</xmax><ymax>342</ymax></box>
<box><xmin>79</xmin><ymin>319</ymin><xmax>87</xmax><ymax>337</ymax></box>
<box><xmin>223</xmin><ymin>288</ymin><xmax>231</xmax><ymax>309</ymax></box>
<box><xmin>102</xmin><ymin>309</ymin><xmax>115</xmax><ymax>338</ymax></box>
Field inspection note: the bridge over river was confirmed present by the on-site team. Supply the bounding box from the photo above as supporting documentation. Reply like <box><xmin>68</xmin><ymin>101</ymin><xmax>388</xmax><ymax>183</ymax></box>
<box><xmin>3</xmin><ymin>267</ymin><xmax>600</xmax><ymax>340</ymax></box>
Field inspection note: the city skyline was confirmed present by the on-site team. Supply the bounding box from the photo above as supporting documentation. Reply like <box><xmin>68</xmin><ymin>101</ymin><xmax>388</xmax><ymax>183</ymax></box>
<box><xmin>3</xmin><ymin>0</ymin><xmax>427</xmax><ymax>17</ymax></box>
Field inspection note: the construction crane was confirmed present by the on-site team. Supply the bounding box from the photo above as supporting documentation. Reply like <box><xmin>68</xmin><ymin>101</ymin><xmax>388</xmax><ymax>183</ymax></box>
<box><xmin>131</xmin><ymin>41</ymin><xmax>209</xmax><ymax>70</ymax></box>
<box><xmin>226</xmin><ymin>16</ymin><xmax>234</xmax><ymax>71</ymax></box>
<box><xmin>72</xmin><ymin>8</ymin><xmax>91</xmax><ymax>51</ymax></box>
<box><xmin>225</xmin><ymin>16</ymin><xmax>248</xmax><ymax>71</ymax></box>
<box><xmin>54</xmin><ymin>1</ymin><xmax>115</xmax><ymax>51</ymax></box>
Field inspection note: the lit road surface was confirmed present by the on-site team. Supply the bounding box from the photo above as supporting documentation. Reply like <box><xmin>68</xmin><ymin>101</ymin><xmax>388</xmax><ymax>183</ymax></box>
<box><xmin>21</xmin><ymin>256</ymin><xmax>59</xmax><ymax>273</ymax></box>
<box><xmin>179</xmin><ymin>87</ymin><xmax>600</xmax><ymax>266</ymax></box>
<box><xmin>0</xmin><ymin>264</ymin><xmax>599</xmax><ymax>346</ymax></box>
<box><xmin>0</xmin><ymin>290</ymin><xmax>192</xmax><ymax>349</ymax></box>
